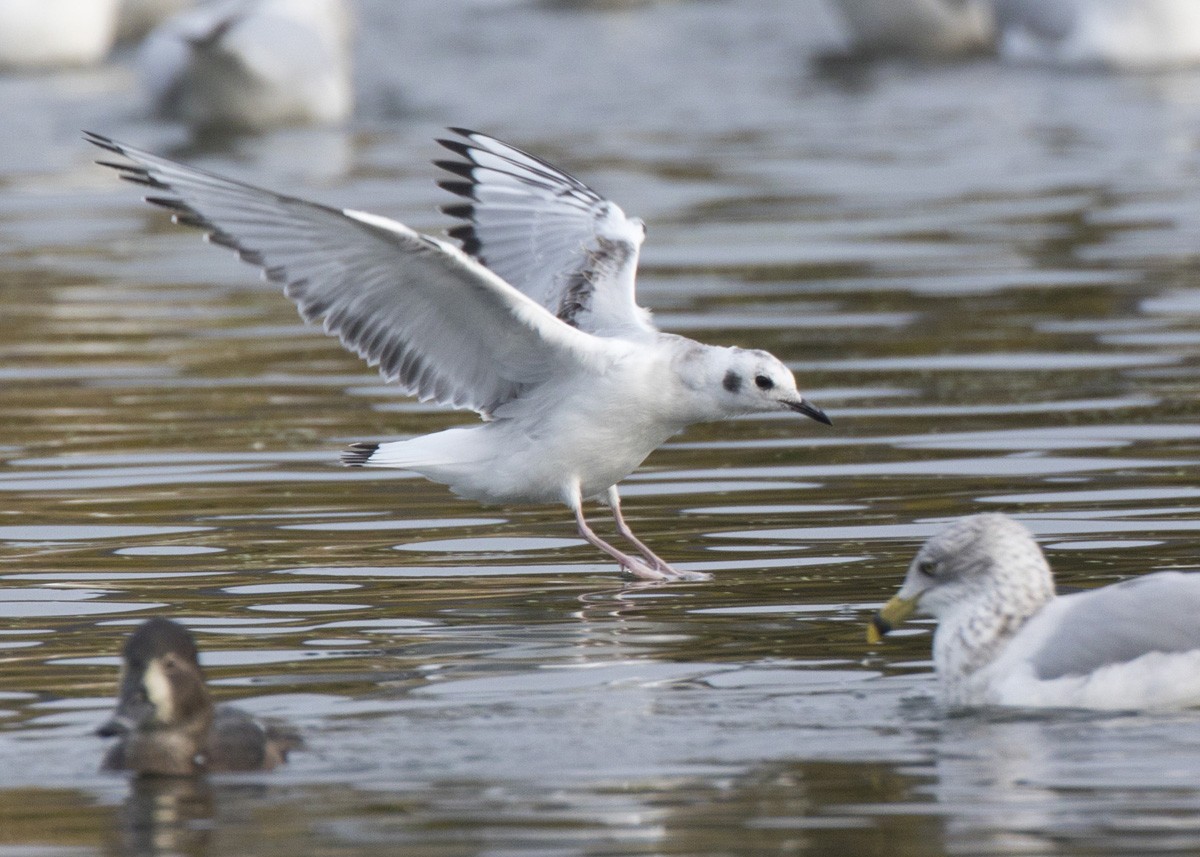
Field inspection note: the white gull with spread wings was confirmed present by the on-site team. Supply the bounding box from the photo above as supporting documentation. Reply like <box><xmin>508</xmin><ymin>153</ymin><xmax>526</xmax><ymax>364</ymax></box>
<box><xmin>85</xmin><ymin>129</ymin><xmax>831</xmax><ymax>581</ymax></box>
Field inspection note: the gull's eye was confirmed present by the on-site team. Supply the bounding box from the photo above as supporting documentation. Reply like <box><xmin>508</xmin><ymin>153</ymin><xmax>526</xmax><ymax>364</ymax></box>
<box><xmin>916</xmin><ymin>559</ymin><xmax>937</xmax><ymax>578</ymax></box>
<box><xmin>754</xmin><ymin>375</ymin><xmax>774</xmax><ymax>390</ymax></box>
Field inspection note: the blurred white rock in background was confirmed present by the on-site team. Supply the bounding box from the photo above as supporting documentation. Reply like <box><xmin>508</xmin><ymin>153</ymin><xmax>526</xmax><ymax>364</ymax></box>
<box><xmin>993</xmin><ymin>0</ymin><xmax>1200</xmax><ymax>69</ymax></box>
<box><xmin>0</xmin><ymin>0</ymin><xmax>122</xmax><ymax>69</ymax></box>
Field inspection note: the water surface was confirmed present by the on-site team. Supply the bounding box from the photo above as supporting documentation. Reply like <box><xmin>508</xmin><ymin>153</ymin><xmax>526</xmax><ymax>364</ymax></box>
<box><xmin>2</xmin><ymin>1</ymin><xmax>1200</xmax><ymax>854</ymax></box>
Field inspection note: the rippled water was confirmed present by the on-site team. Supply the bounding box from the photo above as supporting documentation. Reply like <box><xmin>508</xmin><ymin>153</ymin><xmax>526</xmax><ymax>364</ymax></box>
<box><xmin>3</xmin><ymin>1</ymin><xmax>1200</xmax><ymax>854</ymax></box>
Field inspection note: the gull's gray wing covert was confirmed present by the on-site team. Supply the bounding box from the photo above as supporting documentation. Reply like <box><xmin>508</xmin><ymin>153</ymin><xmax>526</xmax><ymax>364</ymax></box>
<box><xmin>436</xmin><ymin>128</ymin><xmax>656</xmax><ymax>339</ymax></box>
<box><xmin>84</xmin><ymin>131</ymin><xmax>600</xmax><ymax>418</ymax></box>
<box><xmin>1032</xmin><ymin>571</ymin><xmax>1200</xmax><ymax>680</ymax></box>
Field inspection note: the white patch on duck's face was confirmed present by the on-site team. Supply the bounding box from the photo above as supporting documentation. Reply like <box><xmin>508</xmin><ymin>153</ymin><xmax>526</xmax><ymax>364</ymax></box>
<box><xmin>142</xmin><ymin>658</ymin><xmax>175</xmax><ymax>725</ymax></box>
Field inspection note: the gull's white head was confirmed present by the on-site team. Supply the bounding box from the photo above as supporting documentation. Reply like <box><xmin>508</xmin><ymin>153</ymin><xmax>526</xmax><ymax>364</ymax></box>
<box><xmin>869</xmin><ymin>513</ymin><xmax>1056</xmax><ymax>644</ymax></box>
<box><xmin>706</xmin><ymin>347</ymin><xmax>831</xmax><ymax>425</ymax></box>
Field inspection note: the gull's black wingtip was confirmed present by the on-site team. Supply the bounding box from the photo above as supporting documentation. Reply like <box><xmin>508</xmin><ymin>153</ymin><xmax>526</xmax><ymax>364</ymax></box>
<box><xmin>436</xmin><ymin>128</ymin><xmax>496</xmax><ymax>156</ymax></box>
<box><xmin>433</xmin><ymin>158</ymin><xmax>475</xmax><ymax>179</ymax></box>
<box><xmin>82</xmin><ymin>130</ymin><xmax>122</xmax><ymax>156</ymax></box>
<box><xmin>341</xmin><ymin>442</ymin><xmax>379</xmax><ymax>467</ymax></box>
<box><xmin>435</xmin><ymin>130</ymin><xmax>481</xmax><ymax>160</ymax></box>
<box><xmin>83</xmin><ymin>132</ymin><xmax>139</xmax><ymax>179</ymax></box>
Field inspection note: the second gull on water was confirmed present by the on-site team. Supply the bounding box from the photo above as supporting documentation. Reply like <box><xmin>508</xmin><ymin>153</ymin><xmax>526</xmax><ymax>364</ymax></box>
<box><xmin>869</xmin><ymin>513</ymin><xmax>1200</xmax><ymax>710</ymax></box>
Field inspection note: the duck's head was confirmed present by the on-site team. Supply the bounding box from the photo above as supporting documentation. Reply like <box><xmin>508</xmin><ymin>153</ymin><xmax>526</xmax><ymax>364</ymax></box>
<box><xmin>98</xmin><ymin>618</ymin><xmax>212</xmax><ymax>739</ymax></box>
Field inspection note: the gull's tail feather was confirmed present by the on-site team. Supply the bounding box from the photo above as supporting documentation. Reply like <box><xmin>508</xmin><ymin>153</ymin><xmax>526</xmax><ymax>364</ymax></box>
<box><xmin>341</xmin><ymin>442</ymin><xmax>380</xmax><ymax>467</ymax></box>
<box><xmin>337</xmin><ymin>429</ymin><xmax>501</xmax><ymax>503</ymax></box>
<box><xmin>340</xmin><ymin>432</ymin><xmax>480</xmax><ymax>471</ymax></box>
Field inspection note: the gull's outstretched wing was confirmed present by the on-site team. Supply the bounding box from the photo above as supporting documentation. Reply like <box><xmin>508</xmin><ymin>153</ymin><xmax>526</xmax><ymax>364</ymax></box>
<box><xmin>436</xmin><ymin>128</ymin><xmax>656</xmax><ymax>339</ymax></box>
<box><xmin>85</xmin><ymin>132</ymin><xmax>600</xmax><ymax>417</ymax></box>
<box><xmin>1029</xmin><ymin>572</ymin><xmax>1200</xmax><ymax>680</ymax></box>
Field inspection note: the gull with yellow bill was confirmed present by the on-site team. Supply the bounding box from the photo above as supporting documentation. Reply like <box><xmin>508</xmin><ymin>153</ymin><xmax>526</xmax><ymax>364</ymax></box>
<box><xmin>868</xmin><ymin>513</ymin><xmax>1200</xmax><ymax>711</ymax></box>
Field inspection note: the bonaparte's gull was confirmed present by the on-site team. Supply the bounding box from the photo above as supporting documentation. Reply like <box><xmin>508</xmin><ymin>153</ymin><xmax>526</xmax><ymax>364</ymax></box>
<box><xmin>136</xmin><ymin>0</ymin><xmax>353</xmax><ymax>131</ymax></box>
<box><xmin>824</xmin><ymin>0</ymin><xmax>995</xmax><ymax>58</ymax></box>
<box><xmin>86</xmin><ymin>129</ymin><xmax>831</xmax><ymax>581</ymax></box>
<box><xmin>869</xmin><ymin>513</ymin><xmax>1200</xmax><ymax>710</ymax></box>
<box><xmin>0</xmin><ymin>0</ymin><xmax>120</xmax><ymax>69</ymax></box>
<box><xmin>98</xmin><ymin>618</ymin><xmax>300</xmax><ymax>775</ymax></box>
<box><xmin>993</xmin><ymin>0</ymin><xmax>1200</xmax><ymax>68</ymax></box>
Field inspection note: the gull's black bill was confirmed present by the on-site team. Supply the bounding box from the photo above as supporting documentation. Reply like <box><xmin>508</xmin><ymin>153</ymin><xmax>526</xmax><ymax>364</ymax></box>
<box><xmin>787</xmin><ymin>398</ymin><xmax>833</xmax><ymax>426</ymax></box>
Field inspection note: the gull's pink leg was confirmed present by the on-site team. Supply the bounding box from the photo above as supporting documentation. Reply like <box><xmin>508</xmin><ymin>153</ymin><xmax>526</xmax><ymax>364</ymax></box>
<box><xmin>605</xmin><ymin>487</ymin><xmax>711</xmax><ymax>582</ymax></box>
<box><xmin>572</xmin><ymin>501</ymin><xmax>668</xmax><ymax>581</ymax></box>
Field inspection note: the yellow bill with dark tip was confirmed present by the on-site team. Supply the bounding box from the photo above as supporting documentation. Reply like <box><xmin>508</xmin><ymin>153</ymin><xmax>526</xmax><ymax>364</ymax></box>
<box><xmin>866</xmin><ymin>595</ymin><xmax>918</xmax><ymax>645</ymax></box>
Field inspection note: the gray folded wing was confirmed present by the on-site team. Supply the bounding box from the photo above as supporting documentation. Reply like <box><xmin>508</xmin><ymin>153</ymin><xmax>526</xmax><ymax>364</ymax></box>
<box><xmin>436</xmin><ymin>128</ymin><xmax>655</xmax><ymax>338</ymax></box>
<box><xmin>1032</xmin><ymin>571</ymin><xmax>1200</xmax><ymax>680</ymax></box>
<box><xmin>86</xmin><ymin>132</ymin><xmax>596</xmax><ymax>417</ymax></box>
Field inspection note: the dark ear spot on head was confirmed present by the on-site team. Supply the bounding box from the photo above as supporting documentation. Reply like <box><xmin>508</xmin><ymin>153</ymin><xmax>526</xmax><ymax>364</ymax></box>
<box><xmin>723</xmin><ymin>370</ymin><xmax>742</xmax><ymax>393</ymax></box>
